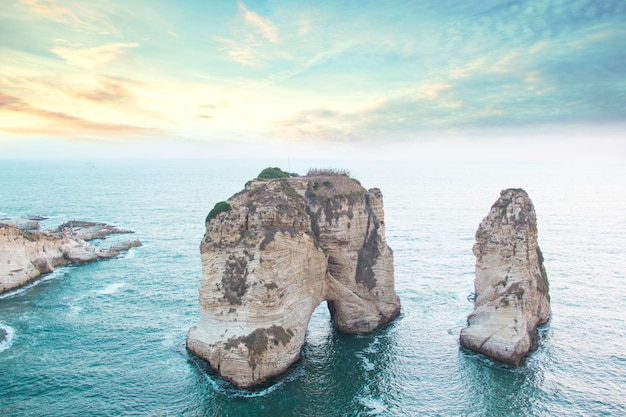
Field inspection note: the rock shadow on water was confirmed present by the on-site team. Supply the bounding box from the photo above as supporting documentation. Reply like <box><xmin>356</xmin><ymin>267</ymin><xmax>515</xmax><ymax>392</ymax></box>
<box><xmin>458</xmin><ymin>322</ymin><xmax>554</xmax><ymax>416</ymax></box>
<box><xmin>185</xmin><ymin>305</ymin><xmax>401</xmax><ymax>417</ymax></box>
<box><xmin>187</xmin><ymin>350</ymin><xmax>305</xmax><ymax>398</ymax></box>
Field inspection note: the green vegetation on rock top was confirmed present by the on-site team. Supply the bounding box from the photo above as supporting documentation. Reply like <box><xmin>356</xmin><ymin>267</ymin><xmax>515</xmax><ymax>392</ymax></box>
<box><xmin>257</xmin><ymin>167</ymin><xmax>297</xmax><ymax>179</ymax></box>
<box><xmin>206</xmin><ymin>201</ymin><xmax>231</xmax><ymax>222</ymax></box>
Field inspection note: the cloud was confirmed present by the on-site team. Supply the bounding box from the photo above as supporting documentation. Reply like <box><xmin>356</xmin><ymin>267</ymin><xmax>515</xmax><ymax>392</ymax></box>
<box><xmin>216</xmin><ymin>37</ymin><xmax>257</xmax><ymax>67</ymax></box>
<box><xmin>271</xmin><ymin>54</ymin><xmax>625</xmax><ymax>142</ymax></box>
<box><xmin>18</xmin><ymin>0</ymin><xmax>119</xmax><ymax>34</ymax></box>
<box><xmin>271</xmin><ymin>78</ymin><xmax>470</xmax><ymax>141</ymax></box>
<box><xmin>19</xmin><ymin>0</ymin><xmax>82</xmax><ymax>26</ymax></box>
<box><xmin>0</xmin><ymin>73</ymin><xmax>166</xmax><ymax>126</ymax></box>
<box><xmin>0</xmin><ymin>90</ymin><xmax>153</xmax><ymax>136</ymax></box>
<box><xmin>69</xmin><ymin>76</ymin><xmax>134</xmax><ymax>104</ymax></box>
<box><xmin>50</xmin><ymin>42</ymin><xmax>139</xmax><ymax>68</ymax></box>
<box><xmin>5</xmin><ymin>0</ymin><xmax>626</xmax><ymax>155</ymax></box>
<box><xmin>216</xmin><ymin>2</ymin><xmax>282</xmax><ymax>66</ymax></box>
<box><xmin>238</xmin><ymin>2</ymin><xmax>279</xmax><ymax>43</ymax></box>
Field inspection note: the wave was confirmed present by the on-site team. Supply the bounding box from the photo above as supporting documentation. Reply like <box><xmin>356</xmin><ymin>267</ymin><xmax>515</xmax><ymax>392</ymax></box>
<box><xmin>69</xmin><ymin>305</ymin><xmax>83</xmax><ymax>315</ymax></box>
<box><xmin>192</xmin><ymin>357</ymin><xmax>305</xmax><ymax>399</ymax></box>
<box><xmin>357</xmin><ymin>352</ymin><xmax>375</xmax><ymax>371</ymax></box>
<box><xmin>363</xmin><ymin>337</ymin><xmax>380</xmax><ymax>354</ymax></box>
<box><xmin>0</xmin><ymin>323</ymin><xmax>15</xmax><ymax>353</ymax></box>
<box><xmin>96</xmin><ymin>283</ymin><xmax>127</xmax><ymax>295</ymax></box>
<box><xmin>357</xmin><ymin>395</ymin><xmax>387</xmax><ymax>415</ymax></box>
<box><xmin>0</xmin><ymin>269</ymin><xmax>67</xmax><ymax>300</ymax></box>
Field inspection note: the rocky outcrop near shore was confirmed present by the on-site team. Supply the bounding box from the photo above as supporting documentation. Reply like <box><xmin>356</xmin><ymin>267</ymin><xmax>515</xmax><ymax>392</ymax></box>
<box><xmin>187</xmin><ymin>169</ymin><xmax>400</xmax><ymax>388</ymax></box>
<box><xmin>460</xmin><ymin>189</ymin><xmax>551</xmax><ymax>365</ymax></box>
<box><xmin>0</xmin><ymin>219</ymin><xmax>141</xmax><ymax>294</ymax></box>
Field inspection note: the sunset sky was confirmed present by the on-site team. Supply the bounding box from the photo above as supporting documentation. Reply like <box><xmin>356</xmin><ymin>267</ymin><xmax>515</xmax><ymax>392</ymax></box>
<box><xmin>1</xmin><ymin>0</ymin><xmax>625</xmax><ymax>161</ymax></box>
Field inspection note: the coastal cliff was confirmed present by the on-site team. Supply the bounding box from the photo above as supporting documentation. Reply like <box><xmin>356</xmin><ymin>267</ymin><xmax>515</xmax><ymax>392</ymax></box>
<box><xmin>0</xmin><ymin>219</ymin><xmax>141</xmax><ymax>294</ymax></box>
<box><xmin>460</xmin><ymin>189</ymin><xmax>551</xmax><ymax>365</ymax></box>
<box><xmin>187</xmin><ymin>169</ymin><xmax>400</xmax><ymax>388</ymax></box>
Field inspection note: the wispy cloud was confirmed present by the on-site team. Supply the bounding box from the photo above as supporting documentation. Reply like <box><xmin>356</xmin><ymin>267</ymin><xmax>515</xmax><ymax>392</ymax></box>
<box><xmin>68</xmin><ymin>76</ymin><xmax>134</xmax><ymax>104</ymax></box>
<box><xmin>50</xmin><ymin>42</ymin><xmax>139</xmax><ymax>68</ymax></box>
<box><xmin>216</xmin><ymin>37</ymin><xmax>257</xmax><ymax>67</ymax></box>
<box><xmin>216</xmin><ymin>2</ymin><xmax>284</xmax><ymax>67</ymax></box>
<box><xmin>0</xmin><ymin>71</ymin><xmax>165</xmax><ymax>125</ymax></box>
<box><xmin>238</xmin><ymin>2</ymin><xmax>279</xmax><ymax>44</ymax></box>
<box><xmin>19</xmin><ymin>0</ymin><xmax>81</xmax><ymax>26</ymax></box>
<box><xmin>267</xmin><ymin>0</ymin><xmax>626</xmax><ymax>141</ymax></box>
<box><xmin>18</xmin><ymin>0</ymin><xmax>119</xmax><ymax>34</ymax></box>
<box><xmin>3</xmin><ymin>0</ymin><xmax>626</xmax><ymax>158</ymax></box>
<box><xmin>0</xmin><ymin>90</ymin><xmax>153</xmax><ymax>136</ymax></box>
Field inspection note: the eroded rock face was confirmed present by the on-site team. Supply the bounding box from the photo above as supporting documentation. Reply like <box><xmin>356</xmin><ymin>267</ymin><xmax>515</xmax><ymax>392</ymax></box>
<box><xmin>0</xmin><ymin>220</ymin><xmax>141</xmax><ymax>294</ymax></box>
<box><xmin>187</xmin><ymin>173</ymin><xmax>400</xmax><ymax>387</ymax></box>
<box><xmin>460</xmin><ymin>189</ymin><xmax>551</xmax><ymax>365</ymax></box>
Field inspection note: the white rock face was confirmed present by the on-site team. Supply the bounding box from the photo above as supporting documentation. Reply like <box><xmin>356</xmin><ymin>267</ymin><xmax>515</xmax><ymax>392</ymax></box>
<box><xmin>0</xmin><ymin>221</ymin><xmax>141</xmax><ymax>293</ymax></box>
<box><xmin>187</xmin><ymin>174</ymin><xmax>400</xmax><ymax>388</ymax></box>
<box><xmin>460</xmin><ymin>189</ymin><xmax>551</xmax><ymax>365</ymax></box>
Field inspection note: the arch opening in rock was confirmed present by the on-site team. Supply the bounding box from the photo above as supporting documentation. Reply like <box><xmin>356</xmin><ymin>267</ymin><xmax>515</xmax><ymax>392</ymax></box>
<box><xmin>304</xmin><ymin>301</ymin><xmax>334</xmax><ymax>348</ymax></box>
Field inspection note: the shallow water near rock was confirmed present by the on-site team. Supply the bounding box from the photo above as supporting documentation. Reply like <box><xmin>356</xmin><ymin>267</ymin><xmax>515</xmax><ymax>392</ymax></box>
<box><xmin>0</xmin><ymin>159</ymin><xmax>625</xmax><ymax>416</ymax></box>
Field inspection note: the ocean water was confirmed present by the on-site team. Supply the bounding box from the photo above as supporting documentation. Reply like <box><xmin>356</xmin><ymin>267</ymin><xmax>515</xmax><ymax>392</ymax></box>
<box><xmin>0</xmin><ymin>159</ymin><xmax>625</xmax><ymax>417</ymax></box>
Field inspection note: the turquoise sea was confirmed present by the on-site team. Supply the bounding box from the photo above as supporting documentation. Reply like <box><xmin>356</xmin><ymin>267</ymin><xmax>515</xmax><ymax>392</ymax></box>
<box><xmin>0</xmin><ymin>159</ymin><xmax>625</xmax><ymax>416</ymax></box>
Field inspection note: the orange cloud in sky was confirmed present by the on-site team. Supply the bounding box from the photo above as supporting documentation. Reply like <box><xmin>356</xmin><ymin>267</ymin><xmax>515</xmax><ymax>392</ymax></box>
<box><xmin>18</xmin><ymin>0</ymin><xmax>118</xmax><ymax>34</ymax></box>
<box><xmin>0</xmin><ymin>90</ymin><xmax>154</xmax><ymax>137</ymax></box>
<box><xmin>67</xmin><ymin>76</ymin><xmax>133</xmax><ymax>104</ymax></box>
<box><xmin>50</xmin><ymin>42</ymin><xmax>139</xmax><ymax>69</ymax></box>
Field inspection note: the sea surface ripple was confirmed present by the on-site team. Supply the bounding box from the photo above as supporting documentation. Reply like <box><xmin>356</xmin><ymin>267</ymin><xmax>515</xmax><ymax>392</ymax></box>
<box><xmin>0</xmin><ymin>159</ymin><xmax>625</xmax><ymax>416</ymax></box>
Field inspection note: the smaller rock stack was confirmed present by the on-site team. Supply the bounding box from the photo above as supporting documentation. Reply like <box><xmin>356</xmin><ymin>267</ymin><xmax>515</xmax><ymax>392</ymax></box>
<box><xmin>460</xmin><ymin>188</ymin><xmax>551</xmax><ymax>365</ymax></box>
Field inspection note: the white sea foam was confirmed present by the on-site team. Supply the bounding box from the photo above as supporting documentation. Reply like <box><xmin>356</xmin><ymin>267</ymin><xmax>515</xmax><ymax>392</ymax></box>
<box><xmin>0</xmin><ymin>269</ymin><xmax>66</xmax><ymax>300</ymax></box>
<box><xmin>96</xmin><ymin>283</ymin><xmax>127</xmax><ymax>295</ymax></box>
<box><xmin>358</xmin><ymin>395</ymin><xmax>387</xmax><ymax>415</ymax></box>
<box><xmin>357</xmin><ymin>353</ymin><xmax>375</xmax><ymax>371</ymax></box>
<box><xmin>364</xmin><ymin>338</ymin><xmax>380</xmax><ymax>354</ymax></box>
<box><xmin>69</xmin><ymin>305</ymin><xmax>83</xmax><ymax>315</ymax></box>
<box><xmin>0</xmin><ymin>323</ymin><xmax>15</xmax><ymax>352</ymax></box>
<box><xmin>201</xmin><ymin>360</ymin><xmax>305</xmax><ymax>398</ymax></box>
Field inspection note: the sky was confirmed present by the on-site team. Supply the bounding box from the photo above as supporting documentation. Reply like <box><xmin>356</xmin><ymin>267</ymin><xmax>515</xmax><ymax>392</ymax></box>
<box><xmin>0</xmin><ymin>0</ymin><xmax>625</xmax><ymax>161</ymax></box>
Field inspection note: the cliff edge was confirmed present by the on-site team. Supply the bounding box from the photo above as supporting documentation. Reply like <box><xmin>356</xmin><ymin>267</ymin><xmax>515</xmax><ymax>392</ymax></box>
<box><xmin>460</xmin><ymin>189</ymin><xmax>551</xmax><ymax>365</ymax></box>
<box><xmin>187</xmin><ymin>168</ymin><xmax>400</xmax><ymax>387</ymax></box>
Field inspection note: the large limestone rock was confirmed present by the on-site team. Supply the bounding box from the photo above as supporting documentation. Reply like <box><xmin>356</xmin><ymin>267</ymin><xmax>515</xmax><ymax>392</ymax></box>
<box><xmin>0</xmin><ymin>220</ymin><xmax>141</xmax><ymax>293</ymax></box>
<box><xmin>187</xmin><ymin>171</ymin><xmax>400</xmax><ymax>387</ymax></box>
<box><xmin>460</xmin><ymin>189</ymin><xmax>551</xmax><ymax>365</ymax></box>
